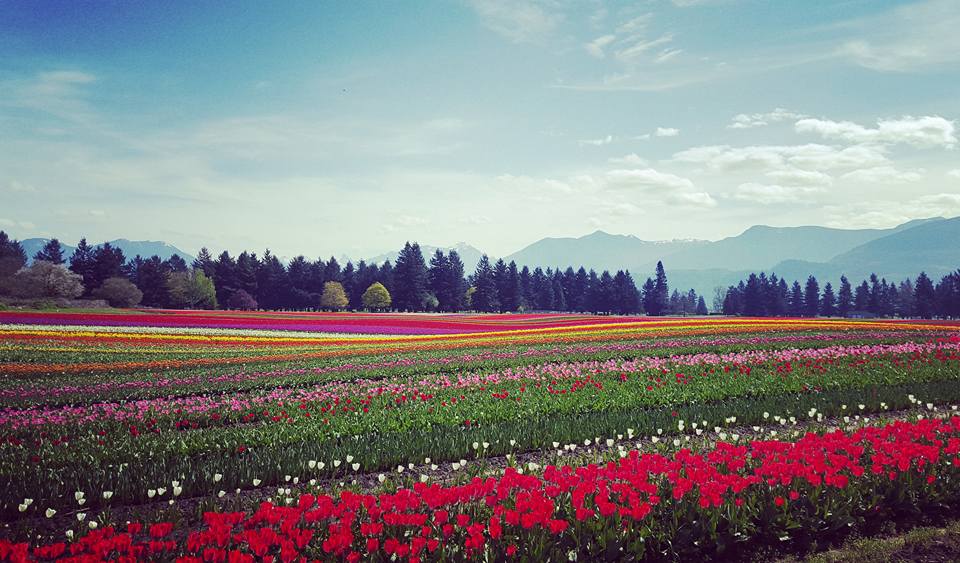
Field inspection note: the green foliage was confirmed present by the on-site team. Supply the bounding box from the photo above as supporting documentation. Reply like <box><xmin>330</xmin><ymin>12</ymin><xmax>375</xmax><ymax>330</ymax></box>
<box><xmin>92</xmin><ymin>277</ymin><xmax>143</xmax><ymax>308</ymax></box>
<box><xmin>361</xmin><ymin>282</ymin><xmax>391</xmax><ymax>310</ymax></box>
<box><xmin>320</xmin><ymin>281</ymin><xmax>348</xmax><ymax>310</ymax></box>
<box><xmin>167</xmin><ymin>269</ymin><xmax>218</xmax><ymax>309</ymax></box>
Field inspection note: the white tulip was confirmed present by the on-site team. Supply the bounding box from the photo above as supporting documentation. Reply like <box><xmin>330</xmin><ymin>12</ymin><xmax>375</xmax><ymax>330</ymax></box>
<box><xmin>102</xmin><ymin>491</ymin><xmax>113</xmax><ymax>500</ymax></box>
<box><xmin>147</xmin><ymin>489</ymin><xmax>156</xmax><ymax>499</ymax></box>
<box><xmin>45</xmin><ymin>508</ymin><xmax>56</xmax><ymax>518</ymax></box>
<box><xmin>346</xmin><ymin>455</ymin><xmax>354</xmax><ymax>463</ymax></box>
<box><xmin>352</xmin><ymin>463</ymin><xmax>360</xmax><ymax>471</ymax></box>
<box><xmin>88</xmin><ymin>521</ymin><xmax>98</xmax><ymax>530</ymax></box>
<box><xmin>213</xmin><ymin>474</ymin><xmax>223</xmax><ymax>483</ymax></box>
<box><xmin>77</xmin><ymin>513</ymin><xmax>86</xmax><ymax>521</ymax></box>
<box><xmin>252</xmin><ymin>479</ymin><xmax>261</xmax><ymax>486</ymax></box>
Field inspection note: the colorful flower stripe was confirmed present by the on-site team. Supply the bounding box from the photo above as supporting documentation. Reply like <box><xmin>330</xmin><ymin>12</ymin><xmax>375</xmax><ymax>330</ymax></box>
<box><xmin>2</xmin><ymin>416</ymin><xmax>959</xmax><ymax>561</ymax></box>
<box><xmin>3</xmin><ymin>340</ymin><xmax>957</xmax><ymax>430</ymax></box>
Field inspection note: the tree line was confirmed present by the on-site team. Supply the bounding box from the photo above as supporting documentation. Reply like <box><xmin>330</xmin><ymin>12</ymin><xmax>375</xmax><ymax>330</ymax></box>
<box><xmin>0</xmin><ymin>232</ymin><xmax>712</xmax><ymax>315</ymax></box>
<box><xmin>720</xmin><ymin>270</ymin><xmax>960</xmax><ymax>319</ymax></box>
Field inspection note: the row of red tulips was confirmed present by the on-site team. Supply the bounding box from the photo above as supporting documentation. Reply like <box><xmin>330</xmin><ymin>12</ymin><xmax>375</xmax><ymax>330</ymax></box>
<box><xmin>3</xmin><ymin>416</ymin><xmax>959</xmax><ymax>562</ymax></box>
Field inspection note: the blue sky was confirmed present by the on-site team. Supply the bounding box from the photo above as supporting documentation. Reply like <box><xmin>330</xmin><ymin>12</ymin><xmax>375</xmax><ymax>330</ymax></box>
<box><xmin>2</xmin><ymin>0</ymin><xmax>958</xmax><ymax>259</ymax></box>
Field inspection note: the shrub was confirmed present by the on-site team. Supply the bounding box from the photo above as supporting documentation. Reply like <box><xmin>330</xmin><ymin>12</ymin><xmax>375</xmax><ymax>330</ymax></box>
<box><xmin>227</xmin><ymin>289</ymin><xmax>258</xmax><ymax>310</ymax></box>
<box><xmin>92</xmin><ymin>277</ymin><xmax>143</xmax><ymax>308</ymax></box>
<box><xmin>11</xmin><ymin>261</ymin><xmax>84</xmax><ymax>299</ymax></box>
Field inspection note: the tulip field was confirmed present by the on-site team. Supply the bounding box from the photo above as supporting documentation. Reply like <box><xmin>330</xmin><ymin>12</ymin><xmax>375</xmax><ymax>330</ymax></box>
<box><xmin>1</xmin><ymin>311</ymin><xmax>960</xmax><ymax>561</ymax></box>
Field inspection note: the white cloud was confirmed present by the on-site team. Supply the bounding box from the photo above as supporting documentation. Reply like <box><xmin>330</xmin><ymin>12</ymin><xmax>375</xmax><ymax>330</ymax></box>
<box><xmin>606</xmin><ymin>168</ymin><xmax>694</xmax><ymax>191</ymax></box>
<box><xmin>466</xmin><ymin>0</ymin><xmax>563</xmax><ymax>44</ymax></box>
<box><xmin>836</xmin><ymin>0</ymin><xmax>960</xmax><ymax>71</ymax></box>
<box><xmin>824</xmin><ymin>193</ymin><xmax>960</xmax><ymax>229</ymax></box>
<box><xmin>578</xmin><ymin>135</ymin><xmax>615</xmax><ymax>147</ymax></box>
<box><xmin>840</xmin><ymin>166</ymin><xmax>925</xmax><ymax>184</ymax></box>
<box><xmin>495</xmin><ymin>174</ymin><xmax>576</xmax><ymax>195</ymax></box>
<box><xmin>615</xmin><ymin>34</ymin><xmax>675</xmax><ymax>64</ymax></box>
<box><xmin>733</xmin><ymin>183</ymin><xmax>825</xmax><ymax>205</ymax></box>
<box><xmin>948</xmin><ymin>169</ymin><xmax>960</xmax><ymax>179</ymax></box>
<box><xmin>764</xmin><ymin>168</ymin><xmax>833</xmax><ymax>187</ymax></box>
<box><xmin>795</xmin><ymin>116</ymin><xmax>956</xmax><ymax>148</ymax></box>
<box><xmin>584</xmin><ymin>34</ymin><xmax>616</xmax><ymax>58</ymax></box>
<box><xmin>728</xmin><ymin>108</ymin><xmax>806</xmax><ymax>129</ymax></box>
<box><xmin>608</xmin><ymin>153</ymin><xmax>648</xmax><ymax>166</ymax></box>
<box><xmin>673</xmin><ymin>143</ymin><xmax>888</xmax><ymax>171</ymax></box>
<box><xmin>667</xmin><ymin>191</ymin><xmax>717</xmax><ymax>207</ymax></box>
<box><xmin>382</xmin><ymin>214</ymin><xmax>428</xmax><ymax>233</ymax></box>
<box><xmin>654</xmin><ymin>48</ymin><xmax>684</xmax><ymax>64</ymax></box>
<box><xmin>6</xmin><ymin>180</ymin><xmax>37</xmax><ymax>193</ymax></box>
<box><xmin>655</xmin><ymin>127</ymin><xmax>680</xmax><ymax>137</ymax></box>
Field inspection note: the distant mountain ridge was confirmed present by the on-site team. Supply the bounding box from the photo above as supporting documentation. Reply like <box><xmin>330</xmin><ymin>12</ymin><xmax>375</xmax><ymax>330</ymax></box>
<box><xmin>21</xmin><ymin>238</ymin><xmax>195</xmax><ymax>265</ymax></box>
<box><xmin>366</xmin><ymin>243</ymin><xmax>485</xmax><ymax>271</ymax></box>
<box><xmin>10</xmin><ymin>216</ymin><xmax>958</xmax><ymax>299</ymax></box>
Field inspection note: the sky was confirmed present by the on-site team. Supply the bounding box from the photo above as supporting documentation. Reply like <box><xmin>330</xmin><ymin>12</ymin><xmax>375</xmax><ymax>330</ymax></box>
<box><xmin>1</xmin><ymin>0</ymin><xmax>959</xmax><ymax>260</ymax></box>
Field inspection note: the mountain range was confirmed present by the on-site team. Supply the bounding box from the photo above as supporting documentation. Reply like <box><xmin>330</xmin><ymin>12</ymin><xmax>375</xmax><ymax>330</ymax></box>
<box><xmin>21</xmin><ymin>238</ymin><xmax>195</xmax><ymax>265</ymax></box>
<box><xmin>10</xmin><ymin>216</ymin><xmax>959</xmax><ymax>298</ymax></box>
<box><xmin>503</xmin><ymin>217</ymin><xmax>957</xmax><ymax>297</ymax></box>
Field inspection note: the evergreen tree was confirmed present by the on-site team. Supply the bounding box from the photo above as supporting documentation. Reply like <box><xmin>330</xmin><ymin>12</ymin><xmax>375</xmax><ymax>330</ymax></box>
<box><xmin>255</xmin><ymin>251</ymin><xmax>287</xmax><ymax>309</ymax></box>
<box><xmin>820</xmin><ymin>282</ymin><xmax>836</xmax><ymax>317</ymax></box>
<box><xmin>518</xmin><ymin>266</ymin><xmax>533</xmax><ymax>311</ymax></box>
<box><xmin>854</xmin><ymin>281</ymin><xmax>870</xmax><ymax>312</ymax></box>
<box><xmin>165</xmin><ymin>254</ymin><xmax>188</xmax><ymax>273</ymax></box>
<box><xmin>612</xmin><ymin>270</ymin><xmax>641</xmax><ymax>314</ymax></box>
<box><xmin>803</xmin><ymin>276</ymin><xmax>820</xmax><ymax>317</ymax></box>
<box><xmin>533</xmin><ymin>267</ymin><xmax>555</xmax><ymax>310</ymax></box>
<box><xmin>501</xmin><ymin>261</ymin><xmax>521</xmax><ymax>312</ymax></box>
<box><xmin>650</xmin><ymin>261</ymin><xmax>669</xmax><ymax>316</ymax></box>
<box><xmin>34</xmin><ymin>238</ymin><xmax>65</xmax><ymax>264</ymax></box>
<box><xmin>641</xmin><ymin>278</ymin><xmax>657</xmax><ymax>315</ymax></box>
<box><xmin>837</xmin><ymin>276</ymin><xmax>853</xmax><ymax>317</ymax></box>
<box><xmin>213</xmin><ymin>251</ymin><xmax>237</xmax><ymax>307</ymax></box>
<box><xmin>392</xmin><ymin>243</ymin><xmax>428</xmax><ymax>311</ymax></box>
<box><xmin>0</xmin><ymin>232</ymin><xmax>27</xmax><ymax>295</ymax></box>
<box><xmin>897</xmin><ymin>279</ymin><xmax>915</xmax><ymax>318</ymax></box>
<box><xmin>287</xmin><ymin>255</ymin><xmax>315</xmax><ymax>309</ymax></box>
<box><xmin>91</xmin><ymin>242</ymin><xmax>126</xmax><ymax>290</ymax></box>
<box><xmin>493</xmin><ymin>259</ymin><xmax>510</xmax><ymax>312</ymax></box>
<box><xmin>868</xmin><ymin>274</ymin><xmax>882</xmax><ymax>314</ymax></box>
<box><xmin>69</xmin><ymin>238</ymin><xmax>96</xmax><ymax>293</ymax></box>
<box><xmin>136</xmin><ymin>256</ymin><xmax>171</xmax><ymax>307</ymax></box>
<box><xmin>427</xmin><ymin>250</ymin><xmax>450</xmax><ymax>310</ymax></box>
<box><xmin>913</xmin><ymin>272</ymin><xmax>936</xmax><ymax>319</ymax></box>
<box><xmin>695</xmin><ymin>295</ymin><xmax>708</xmax><ymax>315</ymax></box>
<box><xmin>444</xmin><ymin>251</ymin><xmax>468</xmax><ymax>312</ymax></box>
<box><xmin>471</xmin><ymin>255</ymin><xmax>499</xmax><ymax>312</ymax></box>
<box><xmin>192</xmin><ymin>247</ymin><xmax>216</xmax><ymax>278</ymax></box>
<box><xmin>742</xmin><ymin>273</ymin><xmax>765</xmax><ymax>316</ymax></box>
<box><xmin>235</xmin><ymin>251</ymin><xmax>259</xmax><ymax>296</ymax></box>
<box><xmin>788</xmin><ymin>281</ymin><xmax>804</xmax><ymax>316</ymax></box>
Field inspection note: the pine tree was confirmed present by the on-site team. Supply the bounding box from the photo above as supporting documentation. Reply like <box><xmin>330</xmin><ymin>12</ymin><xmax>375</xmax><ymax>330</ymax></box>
<box><xmin>837</xmin><ymin>275</ymin><xmax>853</xmax><ymax>317</ymax></box>
<box><xmin>854</xmin><ymin>281</ymin><xmax>870</xmax><ymax>312</ymax></box>
<box><xmin>641</xmin><ymin>278</ymin><xmax>657</xmax><ymax>315</ymax></box>
<box><xmin>91</xmin><ymin>242</ymin><xmax>126</xmax><ymax>290</ymax></box>
<box><xmin>695</xmin><ymin>296</ymin><xmax>708</xmax><ymax>315</ymax></box>
<box><xmin>471</xmin><ymin>255</ymin><xmax>499</xmax><ymax>312</ymax></box>
<box><xmin>445</xmin><ymin>251</ymin><xmax>467</xmax><ymax>312</ymax></box>
<box><xmin>392</xmin><ymin>243</ymin><xmax>428</xmax><ymax>311</ymax></box>
<box><xmin>165</xmin><ymin>255</ymin><xmax>188</xmax><ymax>273</ymax></box>
<box><xmin>913</xmin><ymin>272</ymin><xmax>936</xmax><ymax>319</ymax></box>
<box><xmin>214</xmin><ymin>251</ymin><xmax>237</xmax><ymax>307</ymax></box>
<box><xmin>803</xmin><ymin>276</ymin><xmax>820</xmax><ymax>317</ymax></box>
<box><xmin>69</xmin><ymin>238</ymin><xmax>96</xmax><ymax>294</ymax></box>
<box><xmin>427</xmin><ymin>250</ymin><xmax>450</xmax><ymax>310</ymax></box>
<box><xmin>235</xmin><ymin>251</ymin><xmax>259</xmax><ymax>296</ymax></box>
<box><xmin>34</xmin><ymin>239</ymin><xmax>65</xmax><ymax>264</ymax></box>
<box><xmin>743</xmin><ymin>273</ymin><xmax>765</xmax><ymax>316</ymax></box>
<box><xmin>651</xmin><ymin>261</ymin><xmax>669</xmax><ymax>316</ymax></box>
<box><xmin>788</xmin><ymin>281</ymin><xmax>804</xmax><ymax>316</ymax></box>
<box><xmin>192</xmin><ymin>247</ymin><xmax>216</xmax><ymax>278</ymax></box>
<box><xmin>820</xmin><ymin>282</ymin><xmax>836</xmax><ymax>317</ymax></box>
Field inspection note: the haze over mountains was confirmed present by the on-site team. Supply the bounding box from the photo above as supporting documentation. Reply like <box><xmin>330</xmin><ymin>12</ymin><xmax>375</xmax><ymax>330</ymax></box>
<box><xmin>12</xmin><ymin>216</ymin><xmax>959</xmax><ymax>298</ymax></box>
<box><xmin>21</xmin><ymin>239</ymin><xmax>195</xmax><ymax>266</ymax></box>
